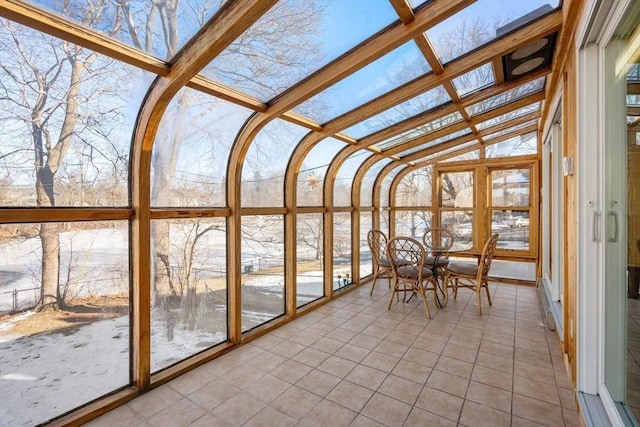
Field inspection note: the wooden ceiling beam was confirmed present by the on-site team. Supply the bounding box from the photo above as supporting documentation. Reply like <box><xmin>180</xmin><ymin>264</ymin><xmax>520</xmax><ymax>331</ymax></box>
<box><xmin>0</xmin><ymin>0</ymin><xmax>169</xmax><ymax>75</ymax></box>
<box><xmin>389</xmin><ymin>0</ymin><xmax>416</xmax><ymax>25</ymax></box>
<box><xmin>265</xmin><ymin>0</ymin><xmax>473</xmax><ymax>117</ymax></box>
<box><xmin>320</xmin><ymin>10</ymin><xmax>561</xmax><ymax>135</ymax></box>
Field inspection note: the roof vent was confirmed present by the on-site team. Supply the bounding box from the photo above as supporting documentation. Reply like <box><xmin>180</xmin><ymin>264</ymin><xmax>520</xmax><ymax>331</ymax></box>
<box><xmin>496</xmin><ymin>5</ymin><xmax>558</xmax><ymax>82</ymax></box>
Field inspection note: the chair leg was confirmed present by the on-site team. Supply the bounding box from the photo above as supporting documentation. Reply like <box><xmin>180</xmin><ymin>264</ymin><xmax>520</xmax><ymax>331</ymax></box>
<box><xmin>370</xmin><ymin>269</ymin><xmax>381</xmax><ymax>296</ymax></box>
<box><xmin>476</xmin><ymin>282</ymin><xmax>483</xmax><ymax>315</ymax></box>
<box><xmin>484</xmin><ymin>279</ymin><xmax>493</xmax><ymax>306</ymax></box>
<box><xmin>453</xmin><ymin>278</ymin><xmax>459</xmax><ymax>299</ymax></box>
<box><xmin>387</xmin><ymin>279</ymin><xmax>399</xmax><ymax>310</ymax></box>
<box><xmin>417</xmin><ymin>284</ymin><xmax>431</xmax><ymax>319</ymax></box>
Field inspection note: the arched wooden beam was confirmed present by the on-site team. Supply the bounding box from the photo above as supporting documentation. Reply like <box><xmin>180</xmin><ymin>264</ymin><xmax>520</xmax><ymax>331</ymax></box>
<box><xmin>130</xmin><ymin>0</ymin><xmax>278</xmax><ymax>387</ymax></box>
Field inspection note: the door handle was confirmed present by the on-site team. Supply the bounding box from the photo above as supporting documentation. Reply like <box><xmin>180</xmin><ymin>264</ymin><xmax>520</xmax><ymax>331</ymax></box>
<box><xmin>608</xmin><ymin>211</ymin><xmax>619</xmax><ymax>243</ymax></box>
<box><xmin>592</xmin><ymin>211</ymin><xmax>601</xmax><ymax>242</ymax></box>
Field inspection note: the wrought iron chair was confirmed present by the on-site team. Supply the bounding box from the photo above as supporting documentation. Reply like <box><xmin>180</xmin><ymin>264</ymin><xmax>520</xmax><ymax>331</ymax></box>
<box><xmin>367</xmin><ymin>229</ymin><xmax>394</xmax><ymax>295</ymax></box>
<box><xmin>445</xmin><ymin>233</ymin><xmax>499</xmax><ymax>315</ymax></box>
<box><xmin>386</xmin><ymin>236</ymin><xmax>439</xmax><ymax>319</ymax></box>
<box><xmin>422</xmin><ymin>227</ymin><xmax>454</xmax><ymax>306</ymax></box>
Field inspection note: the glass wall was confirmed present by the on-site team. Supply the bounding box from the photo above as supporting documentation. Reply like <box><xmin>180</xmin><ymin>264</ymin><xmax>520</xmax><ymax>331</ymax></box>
<box><xmin>241</xmin><ymin>215</ymin><xmax>285</xmax><ymax>331</ymax></box>
<box><xmin>150</xmin><ymin>218</ymin><xmax>227</xmax><ymax>372</ymax></box>
<box><xmin>1</xmin><ymin>222</ymin><xmax>130</xmax><ymax>426</ymax></box>
<box><xmin>360</xmin><ymin>212</ymin><xmax>373</xmax><ymax>278</ymax></box>
<box><xmin>296</xmin><ymin>213</ymin><xmax>324</xmax><ymax>307</ymax></box>
<box><xmin>0</xmin><ymin>18</ymin><xmax>149</xmax><ymax>425</ymax></box>
<box><xmin>439</xmin><ymin>170</ymin><xmax>474</xmax><ymax>246</ymax></box>
<box><xmin>333</xmin><ymin>213</ymin><xmax>352</xmax><ymax>291</ymax></box>
<box><xmin>489</xmin><ymin>167</ymin><xmax>532</xmax><ymax>251</ymax></box>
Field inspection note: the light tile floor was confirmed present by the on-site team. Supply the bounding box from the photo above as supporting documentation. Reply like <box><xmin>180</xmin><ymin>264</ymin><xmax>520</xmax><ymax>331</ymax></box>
<box><xmin>87</xmin><ymin>282</ymin><xmax>581</xmax><ymax>427</ymax></box>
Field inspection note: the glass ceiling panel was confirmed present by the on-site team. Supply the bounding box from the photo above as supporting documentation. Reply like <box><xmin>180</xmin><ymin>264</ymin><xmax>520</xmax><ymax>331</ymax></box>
<box><xmin>476</xmin><ymin>102</ymin><xmax>541</xmax><ymax>130</ymax></box>
<box><xmin>297</xmin><ymin>138</ymin><xmax>347</xmax><ymax>207</ymax></box>
<box><xmin>426</xmin><ymin>0</ymin><xmax>560</xmax><ymax>64</ymax></box>
<box><xmin>202</xmin><ymin>0</ymin><xmax>398</xmax><ymax>102</ymax></box>
<box><xmin>452</xmin><ymin>63</ymin><xmax>495</xmax><ymax>97</ymax></box>
<box><xmin>293</xmin><ymin>41</ymin><xmax>431</xmax><ymax>123</ymax></box>
<box><xmin>374</xmin><ymin>112</ymin><xmax>464</xmax><ymax>151</ymax></box>
<box><xmin>343</xmin><ymin>86</ymin><xmax>450</xmax><ymax>139</ymax></box>
<box><xmin>335</xmin><ymin>151</ymin><xmax>373</xmax><ymax>206</ymax></box>
<box><xmin>361</xmin><ymin>158</ymin><xmax>393</xmax><ymax>207</ymax></box>
<box><xmin>24</xmin><ymin>0</ymin><xmax>222</xmax><ymax>61</ymax></box>
<box><xmin>412</xmin><ymin>140</ymin><xmax>479</xmax><ymax>164</ymax></box>
<box><xmin>467</xmin><ymin>77</ymin><xmax>546</xmax><ymax>116</ymax></box>
<box><xmin>397</xmin><ymin>128</ymin><xmax>472</xmax><ymax>157</ymax></box>
<box><xmin>486</xmin><ymin>131</ymin><xmax>537</xmax><ymax>158</ymax></box>
<box><xmin>483</xmin><ymin>120</ymin><xmax>538</xmax><ymax>140</ymax></box>
<box><xmin>441</xmin><ymin>150</ymin><xmax>481</xmax><ymax>163</ymax></box>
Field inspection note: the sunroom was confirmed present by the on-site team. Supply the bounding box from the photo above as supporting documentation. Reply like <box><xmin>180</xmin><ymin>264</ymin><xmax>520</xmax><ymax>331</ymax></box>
<box><xmin>2</xmin><ymin>0</ymin><xmax>639</xmax><ymax>426</ymax></box>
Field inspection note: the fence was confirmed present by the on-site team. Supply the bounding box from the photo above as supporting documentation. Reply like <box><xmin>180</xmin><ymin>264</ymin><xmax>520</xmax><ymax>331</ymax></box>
<box><xmin>1</xmin><ymin>286</ymin><xmax>40</xmax><ymax>314</ymax></box>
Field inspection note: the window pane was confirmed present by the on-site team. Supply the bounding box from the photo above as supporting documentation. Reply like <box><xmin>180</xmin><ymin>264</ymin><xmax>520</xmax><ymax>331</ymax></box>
<box><xmin>242</xmin><ymin>119</ymin><xmax>308</xmax><ymax>207</ymax></box>
<box><xmin>492</xmin><ymin>210</ymin><xmax>530</xmax><ymax>250</ymax></box>
<box><xmin>380</xmin><ymin>165</ymin><xmax>406</xmax><ymax>207</ymax></box>
<box><xmin>151</xmin><ymin>218</ymin><xmax>227</xmax><ymax>372</ymax></box>
<box><xmin>396</xmin><ymin>166</ymin><xmax>433</xmax><ymax>207</ymax></box>
<box><xmin>1</xmin><ymin>222</ymin><xmax>130</xmax><ymax>426</ymax></box>
<box><xmin>380</xmin><ymin>210</ymin><xmax>390</xmax><ymax>236</ymax></box>
<box><xmin>441</xmin><ymin>211</ymin><xmax>473</xmax><ymax>247</ymax></box>
<box><xmin>334</xmin><ymin>151</ymin><xmax>371</xmax><ymax>206</ymax></box>
<box><xmin>491</xmin><ymin>169</ymin><xmax>530</xmax><ymax>207</ymax></box>
<box><xmin>203</xmin><ymin>0</ymin><xmax>398</xmax><ymax>102</ymax></box>
<box><xmin>0</xmin><ymin>21</ymin><xmax>151</xmax><ymax>207</ymax></box>
<box><xmin>297</xmin><ymin>213</ymin><xmax>324</xmax><ymax>307</ymax></box>
<box><xmin>360</xmin><ymin>158</ymin><xmax>392</xmax><ymax>207</ymax></box>
<box><xmin>24</xmin><ymin>0</ymin><xmax>221</xmax><ymax>61</ymax></box>
<box><xmin>241</xmin><ymin>216</ymin><xmax>284</xmax><ymax>331</ymax></box>
<box><xmin>395</xmin><ymin>210</ymin><xmax>432</xmax><ymax>240</ymax></box>
<box><xmin>333</xmin><ymin>213</ymin><xmax>352</xmax><ymax>291</ymax></box>
<box><xmin>360</xmin><ymin>212</ymin><xmax>373</xmax><ymax>278</ymax></box>
<box><xmin>441</xmin><ymin>172</ymin><xmax>474</xmax><ymax>208</ymax></box>
<box><xmin>486</xmin><ymin>132</ymin><xmax>538</xmax><ymax>158</ymax></box>
<box><xmin>152</xmin><ymin>88</ymin><xmax>252</xmax><ymax>208</ymax></box>
<box><xmin>298</xmin><ymin>138</ymin><xmax>346</xmax><ymax>207</ymax></box>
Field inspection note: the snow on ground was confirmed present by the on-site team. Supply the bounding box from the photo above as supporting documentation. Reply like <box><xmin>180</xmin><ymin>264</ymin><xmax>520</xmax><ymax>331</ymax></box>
<box><xmin>0</xmin><ymin>310</ymin><xmax>227</xmax><ymax>427</ymax></box>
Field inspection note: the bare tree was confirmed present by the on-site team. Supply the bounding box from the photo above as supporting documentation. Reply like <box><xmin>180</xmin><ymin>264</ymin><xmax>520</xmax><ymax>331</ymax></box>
<box><xmin>0</xmin><ymin>7</ymin><xmax>129</xmax><ymax>310</ymax></box>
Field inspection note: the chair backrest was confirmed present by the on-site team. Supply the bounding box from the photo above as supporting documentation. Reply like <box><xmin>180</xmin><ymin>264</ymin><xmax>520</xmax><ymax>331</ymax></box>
<box><xmin>368</xmin><ymin>229</ymin><xmax>388</xmax><ymax>266</ymax></box>
<box><xmin>477</xmin><ymin>233</ymin><xmax>499</xmax><ymax>280</ymax></box>
<box><xmin>422</xmin><ymin>227</ymin><xmax>454</xmax><ymax>254</ymax></box>
<box><xmin>386</xmin><ymin>236</ymin><xmax>425</xmax><ymax>280</ymax></box>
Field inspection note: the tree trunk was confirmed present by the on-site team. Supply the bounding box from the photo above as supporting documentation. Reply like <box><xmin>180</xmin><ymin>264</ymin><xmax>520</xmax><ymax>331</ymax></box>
<box><xmin>36</xmin><ymin>222</ymin><xmax>60</xmax><ymax>311</ymax></box>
